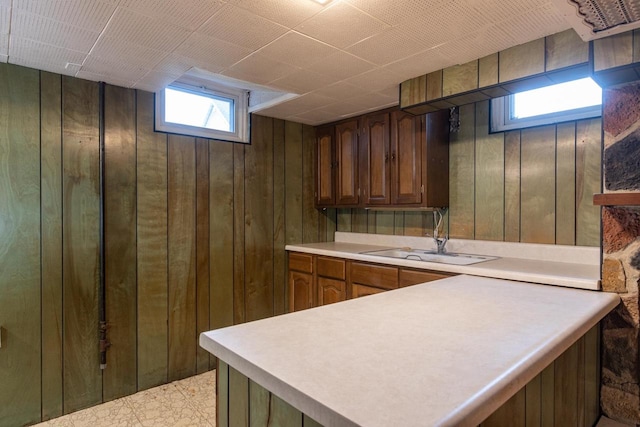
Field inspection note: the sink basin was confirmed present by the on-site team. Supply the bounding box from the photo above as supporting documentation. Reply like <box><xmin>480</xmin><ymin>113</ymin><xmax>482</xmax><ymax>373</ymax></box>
<box><xmin>361</xmin><ymin>248</ymin><xmax>498</xmax><ymax>265</ymax></box>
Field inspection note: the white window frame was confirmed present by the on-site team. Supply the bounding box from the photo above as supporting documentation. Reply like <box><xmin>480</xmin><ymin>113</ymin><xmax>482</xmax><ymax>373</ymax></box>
<box><xmin>490</xmin><ymin>91</ymin><xmax>602</xmax><ymax>133</ymax></box>
<box><xmin>156</xmin><ymin>82</ymin><xmax>249</xmax><ymax>143</ymax></box>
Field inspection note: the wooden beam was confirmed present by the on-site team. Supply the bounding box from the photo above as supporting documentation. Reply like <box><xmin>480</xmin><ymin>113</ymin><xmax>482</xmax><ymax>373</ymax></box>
<box><xmin>593</xmin><ymin>192</ymin><xmax>640</xmax><ymax>206</ymax></box>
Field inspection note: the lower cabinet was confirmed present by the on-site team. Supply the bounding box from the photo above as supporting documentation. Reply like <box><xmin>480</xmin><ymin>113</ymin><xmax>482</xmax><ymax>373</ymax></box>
<box><xmin>351</xmin><ymin>283</ymin><xmax>386</xmax><ymax>298</ymax></box>
<box><xmin>288</xmin><ymin>251</ymin><xmax>456</xmax><ymax>311</ymax></box>
<box><xmin>318</xmin><ymin>277</ymin><xmax>347</xmax><ymax>305</ymax></box>
<box><xmin>288</xmin><ymin>252</ymin><xmax>315</xmax><ymax>312</ymax></box>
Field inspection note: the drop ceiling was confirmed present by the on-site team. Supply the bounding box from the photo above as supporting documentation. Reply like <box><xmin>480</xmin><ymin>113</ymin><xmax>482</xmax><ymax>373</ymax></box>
<box><xmin>1</xmin><ymin>0</ymin><xmax>577</xmax><ymax>125</ymax></box>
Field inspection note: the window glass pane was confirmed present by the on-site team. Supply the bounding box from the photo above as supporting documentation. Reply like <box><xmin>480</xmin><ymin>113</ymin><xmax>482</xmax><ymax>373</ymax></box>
<box><xmin>164</xmin><ymin>87</ymin><xmax>234</xmax><ymax>132</ymax></box>
<box><xmin>512</xmin><ymin>77</ymin><xmax>602</xmax><ymax>119</ymax></box>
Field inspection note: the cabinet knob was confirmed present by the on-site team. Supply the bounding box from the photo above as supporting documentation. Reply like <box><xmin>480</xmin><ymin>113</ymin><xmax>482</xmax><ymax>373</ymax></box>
<box><xmin>385</xmin><ymin>153</ymin><xmax>389</xmax><ymax>162</ymax></box>
<box><xmin>391</xmin><ymin>152</ymin><xmax>396</xmax><ymax>161</ymax></box>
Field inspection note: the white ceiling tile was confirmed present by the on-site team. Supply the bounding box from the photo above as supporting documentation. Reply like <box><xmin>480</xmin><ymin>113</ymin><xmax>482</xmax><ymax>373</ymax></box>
<box><xmin>153</xmin><ymin>54</ymin><xmax>193</xmax><ymax>76</ymax></box>
<box><xmin>377</xmin><ymin>86</ymin><xmax>400</xmax><ymax>99</ymax></box>
<box><xmin>222</xmin><ymin>53</ymin><xmax>299</xmax><ymax>85</ymax></box>
<box><xmin>11</xmin><ymin>9</ymin><xmax>100</xmax><ymax>52</ymax></box>
<box><xmin>305</xmin><ymin>50</ymin><xmax>376</xmax><ymax>81</ymax></box>
<box><xmin>500</xmin><ymin>3</ymin><xmax>570</xmax><ymax>44</ymax></box>
<box><xmin>119</xmin><ymin>0</ymin><xmax>224</xmax><ymax>31</ymax></box>
<box><xmin>310</xmin><ymin>81</ymin><xmax>363</xmax><ymax>100</ymax></box>
<box><xmin>101</xmin><ymin>7</ymin><xmax>190</xmax><ymax>52</ymax></box>
<box><xmin>431</xmin><ymin>26</ymin><xmax>517</xmax><ymax>66</ymax></box>
<box><xmin>9</xmin><ymin>37</ymin><xmax>87</xmax><ymax>67</ymax></box>
<box><xmin>0</xmin><ymin>0</ymin><xmax>10</xmax><ymax>8</ymax></box>
<box><xmin>11</xmin><ymin>56</ymin><xmax>76</xmax><ymax>76</ymax></box>
<box><xmin>76</xmin><ymin>69</ymin><xmax>136</xmax><ymax>88</ymax></box>
<box><xmin>346</xmin><ymin>0</ymin><xmax>449</xmax><ymax>26</ymax></box>
<box><xmin>12</xmin><ymin>0</ymin><xmax>117</xmax><ymax>30</ymax></box>
<box><xmin>174</xmin><ymin>32</ymin><xmax>252</xmax><ymax>72</ymax></box>
<box><xmin>470</xmin><ymin>0</ymin><xmax>544</xmax><ymax>25</ymax></box>
<box><xmin>0</xmin><ymin>34</ymin><xmax>7</xmax><ymax>55</ymax></box>
<box><xmin>382</xmin><ymin>49</ymin><xmax>452</xmax><ymax>80</ymax></box>
<box><xmin>228</xmin><ymin>0</ymin><xmax>323</xmax><ymax>28</ymax></box>
<box><xmin>287</xmin><ymin>109</ymin><xmax>337</xmax><ymax>125</ymax></box>
<box><xmin>1</xmin><ymin>7</ymin><xmax>10</xmax><ymax>34</ymax></box>
<box><xmin>346</xmin><ymin>27</ymin><xmax>426</xmax><ymax>66</ymax></box>
<box><xmin>317</xmin><ymin>100</ymin><xmax>362</xmax><ymax>117</ymax></box>
<box><xmin>133</xmin><ymin>70</ymin><xmax>177</xmax><ymax>91</ymax></box>
<box><xmin>269</xmin><ymin>68</ymin><xmax>334</xmax><ymax>94</ymax></box>
<box><xmin>276</xmin><ymin>92</ymin><xmax>335</xmax><ymax>112</ymax></box>
<box><xmin>343</xmin><ymin>67</ymin><xmax>402</xmax><ymax>92</ymax></box>
<box><xmin>0</xmin><ymin>54</ymin><xmax>7</xmax><ymax>63</ymax></box>
<box><xmin>256</xmin><ymin>31</ymin><xmax>339</xmax><ymax>68</ymax></box>
<box><xmin>198</xmin><ymin>5</ymin><xmax>288</xmax><ymax>51</ymax></box>
<box><xmin>91</xmin><ymin>36</ymin><xmax>165</xmax><ymax>69</ymax></box>
<box><xmin>82</xmin><ymin>54</ymin><xmax>150</xmax><ymax>82</ymax></box>
<box><xmin>347</xmin><ymin>91</ymin><xmax>398</xmax><ymax>109</ymax></box>
<box><xmin>295</xmin><ymin>2</ymin><xmax>390</xmax><ymax>49</ymax></box>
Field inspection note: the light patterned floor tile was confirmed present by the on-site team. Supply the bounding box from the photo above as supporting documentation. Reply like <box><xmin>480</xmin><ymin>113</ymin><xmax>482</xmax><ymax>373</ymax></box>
<box><xmin>174</xmin><ymin>371</ymin><xmax>216</xmax><ymax>421</ymax></box>
<box><xmin>34</xmin><ymin>415</ymin><xmax>75</xmax><ymax>426</ymax></box>
<box><xmin>126</xmin><ymin>383</ymin><xmax>214</xmax><ymax>427</ymax></box>
<box><xmin>70</xmin><ymin>398</ymin><xmax>142</xmax><ymax>427</ymax></box>
<box><xmin>31</xmin><ymin>370</ymin><xmax>217</xmax><ymax>427</ymax></box>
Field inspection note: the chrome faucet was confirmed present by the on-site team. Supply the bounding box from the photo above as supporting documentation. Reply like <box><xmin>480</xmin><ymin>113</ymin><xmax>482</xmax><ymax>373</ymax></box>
<box><xmin>432</xmin><ymin>208</ymin><xmax>448</xmax><ymax>254</ymax></box>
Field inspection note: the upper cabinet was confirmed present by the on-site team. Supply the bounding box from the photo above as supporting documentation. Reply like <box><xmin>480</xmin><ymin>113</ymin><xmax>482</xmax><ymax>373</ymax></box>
<box><xmin>335</xmin><ymin>120</ymin><xmax>360</xmax><ymax>206</ymax></box>
<box><xmin>315</xmin><ymin>108</ymin><xmax>449</xmax><ymax>209</ymax></box>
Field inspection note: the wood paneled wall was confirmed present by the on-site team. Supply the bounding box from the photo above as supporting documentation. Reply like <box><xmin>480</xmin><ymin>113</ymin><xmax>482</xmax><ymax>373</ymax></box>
<box><xmin>0</xmin><ymin>63</ymin><xmax>323</xmax><ymax>426</ymax></box>
<box><xmin>336</xmin><ymin>100</ymin><xmax>601</xmax><ymax>246</ymax></box>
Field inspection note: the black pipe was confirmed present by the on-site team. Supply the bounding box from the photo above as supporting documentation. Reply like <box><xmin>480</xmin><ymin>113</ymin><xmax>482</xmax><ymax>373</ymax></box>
<box><xmin>98</xmin><ymin>82</ymin><xmax>108</xmax><ymax>370</ymax></box>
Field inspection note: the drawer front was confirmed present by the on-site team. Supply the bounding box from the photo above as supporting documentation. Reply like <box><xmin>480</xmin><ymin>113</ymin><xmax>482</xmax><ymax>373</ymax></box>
<box><xmin>317</xmin><ymin>256</ymin><xmax>346</xmax><ymax>280</ymax></box>
<box><xmin>399</xmin><ymin>269</ymin><xmax>453</xmax><ymax>287</ymax></box>
<box><xmin>350</xmin><ymin>262</ymin><xmax>398</xmax><ymax>290</ymax></box>
<box><xmin>289</xmin><ymin>252</ymin><xmax>313</xmax><ymax>274</ymax></box>
<box><xmin>351</xmin><ymin>283</ymin><xmax>386</xmax><ymax>299</ymax></box>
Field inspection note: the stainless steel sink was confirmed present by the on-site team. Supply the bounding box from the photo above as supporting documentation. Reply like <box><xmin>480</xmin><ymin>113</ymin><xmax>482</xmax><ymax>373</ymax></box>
<box><xmin>361</xmin><ymin>248</ymin><xmax>498</xmax><ymax>265</ymax></box>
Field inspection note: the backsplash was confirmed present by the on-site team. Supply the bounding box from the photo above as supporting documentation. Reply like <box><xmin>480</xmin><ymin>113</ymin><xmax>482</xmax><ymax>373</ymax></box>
<box><xmin>334</xmin><ymin>100</ymin><xmax>601</xmax><ymax>247</ymax></box>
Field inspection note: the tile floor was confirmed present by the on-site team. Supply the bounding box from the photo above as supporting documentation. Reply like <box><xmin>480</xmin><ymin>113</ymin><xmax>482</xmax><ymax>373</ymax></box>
<box><xmin>34</xmin><ymin>370</ymin><xmax>216</xmax><ymax>427</ymax></box>
<box><xmin>31</xmin><ymin>372</ymin><xmax>635</xmax><ymax>427</ymax></box>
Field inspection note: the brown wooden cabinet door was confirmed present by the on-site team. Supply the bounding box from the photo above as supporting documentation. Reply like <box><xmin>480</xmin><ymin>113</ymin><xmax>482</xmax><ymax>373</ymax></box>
<box><xmin>399</xmin><ymin>268</ymin><xmax>453</xmax><ymax>287</ymax></box>
<box><xmin>316</xmin><ymin>126</ymin><xmax>335</xmax><ymax>207</ymax></box>
<box><xmin>391</xmin><ymin>110</ymin><xmax>423</xmax><ymax>205</ymax></box>
<box><xmin>335</xmin><ymin>120</ymin><xmax>359</xmax><ymax>206</ymax></box>
<box><xmin>317</xmin><ymin>277</ymin><xmax>346</xmax><ymax>306</ymax></box>
<box><xmin>361</xmin><ymin>112</ymin><xmax>390</xmax><ymax>205</ymax></box>
<box><xmin>288</xmin><ymin>271</ymin><xmax>314</xmax><ymax>312</ymax></box>
<box><xmin>351</xmin><ymin>283</ymin><xmax>386</xmax><ymax>299</ymax></box>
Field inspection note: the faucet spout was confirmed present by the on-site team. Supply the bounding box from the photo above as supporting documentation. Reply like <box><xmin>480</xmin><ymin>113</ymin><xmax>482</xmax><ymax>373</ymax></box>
<box><xmin>434</xmin><ymin>236</ymin><xmax>448</xmax><ymax>254</ymax></box>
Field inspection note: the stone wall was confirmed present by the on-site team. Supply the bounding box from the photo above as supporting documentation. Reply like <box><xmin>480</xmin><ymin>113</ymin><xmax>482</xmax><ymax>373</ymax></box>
<box><xmin>601</xmin><ymin>83</ymin><xmax>640</xmax><ymax>424</ymax></box>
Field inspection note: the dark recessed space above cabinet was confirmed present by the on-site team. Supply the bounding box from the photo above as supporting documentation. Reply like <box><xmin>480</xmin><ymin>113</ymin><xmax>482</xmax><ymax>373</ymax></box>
<box><xmin>314</xmin><ymin>108</ymin><xmax>450</xmax><ymax>209</ymax></box>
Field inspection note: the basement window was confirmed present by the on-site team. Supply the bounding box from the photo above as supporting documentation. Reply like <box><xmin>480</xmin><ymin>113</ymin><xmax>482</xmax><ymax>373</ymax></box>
<box><xmin>490</xmin><ymin>77</ymin><xmax>602</xmax><ymax>132</ymax></box>
<box><xmin>156</xmin><ymin>82</ymin><xmax>249</xmax><ymax>143</ymax></box>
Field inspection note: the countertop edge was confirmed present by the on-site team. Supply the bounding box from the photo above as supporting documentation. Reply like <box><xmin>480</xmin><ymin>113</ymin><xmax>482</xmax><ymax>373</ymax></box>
<box><xmin>285</xmin><ymin>244</ymin><xmax>601</xmax><ymax>290</ymax></box>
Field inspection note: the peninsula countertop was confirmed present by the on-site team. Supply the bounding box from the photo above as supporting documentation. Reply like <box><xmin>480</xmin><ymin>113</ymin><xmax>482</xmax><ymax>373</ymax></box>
<box><xmin>285</xmin><ymin>232</ymin><xmax>601</xmax><ymax>290</ymax></box>
<box><xmin>200</xmin><ymin>275</ymin><xmax>619</xmax><ymax>427</ymax></box>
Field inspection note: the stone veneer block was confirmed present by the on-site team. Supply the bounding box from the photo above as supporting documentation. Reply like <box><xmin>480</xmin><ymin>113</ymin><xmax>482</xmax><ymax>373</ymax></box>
<box><xmin>601</xmin><ymin>385</ymin><xmax>640</xmax><ymax>425</ymax></box>
<box><xmin>499</xmin><ymin>38</ymin><xmax>545</xmax><ymax>83</ymax></box>
<box><xmin>442</xmin><ymin>60</ymin><xmax>478</xmax><ymax>97</ymax></box>
<box><xmin>605</xmin><ymin>129</ymin><xmax>640</xmax><ymax>190</ymax></box>
<box><xmin>478</xmin><ymin>53</ymin><xmax>498</xmax><ymax>87</ymax></box>
<box><xmin>603</xmin><ymin>207</ymin><xmax>640</xmax><ymax>254</ymax></box>
<box><xmin>594</xmin><ymin>32</ymin><xmax>634</xmax><ymax>72</ymax></box>
<box><xmin>602</xmin><ymin>258</ymin><xmax>627</xmax><ymax>293</ymax></box>
<box><xmin>545</xmin><ymin>29</ymin><xmax>589</xmax><ymax>71</ymax></box>
<box><xmin>603</xmin><ymin>84</ymin><xmax>640</xmax><ymax>138</ymax></box>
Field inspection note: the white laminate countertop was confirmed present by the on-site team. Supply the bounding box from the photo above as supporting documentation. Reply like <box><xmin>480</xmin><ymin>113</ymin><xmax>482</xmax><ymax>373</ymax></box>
<box><xmin>201</xmin><ymin>275</ymin><xmax>619</xmax><ymax>427</ymax></box>
<box><xmin>285</xmin><ymin>233</ymin><xmax>601</xmax><ymax>290</ymax></box>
